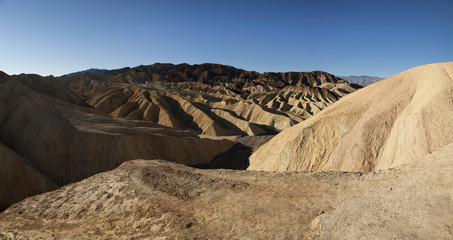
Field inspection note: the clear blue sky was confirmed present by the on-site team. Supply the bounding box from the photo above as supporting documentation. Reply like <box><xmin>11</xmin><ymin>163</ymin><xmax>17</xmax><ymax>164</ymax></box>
<box><xmin>0</xmin><ymin>0</ymin><xmax>452</xmax><ymax>77</ymax></box>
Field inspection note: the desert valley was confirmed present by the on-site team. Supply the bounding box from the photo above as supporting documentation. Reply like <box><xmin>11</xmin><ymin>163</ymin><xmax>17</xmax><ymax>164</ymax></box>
<box><xmin>0</xmin><ymin>62</ymin><xmax>452</xmax><ymax>239</ymax></box>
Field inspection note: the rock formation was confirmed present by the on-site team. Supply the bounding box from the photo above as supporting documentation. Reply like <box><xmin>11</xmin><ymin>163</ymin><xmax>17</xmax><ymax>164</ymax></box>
<box><xmin>60</xmin><ymin>63</ymin><xmax>359</xmax><ymax>136</ymax></box>
<box><xmin>249</xmin><ymin>62</ymin><xmax>453</xmax><ymax>172</ymax></box>
<box><xmin>0</xmin><ymin>63</ymin><xmax>357</xmax><ymax>209</ymax></box>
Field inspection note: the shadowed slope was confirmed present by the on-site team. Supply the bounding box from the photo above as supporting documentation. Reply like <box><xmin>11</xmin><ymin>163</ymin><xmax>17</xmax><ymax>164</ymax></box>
<box><xmin>0</xmin><ymin>143</ymin><xmax>58</xmax><ymax>212</ymax></box>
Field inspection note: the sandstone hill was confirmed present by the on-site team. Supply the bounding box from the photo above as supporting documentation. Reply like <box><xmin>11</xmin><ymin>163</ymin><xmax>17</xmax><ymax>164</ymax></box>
<box><xmin>1</xmin><ymin>143</ymin><xmax>451</xmax><ymax>239</ymax></box>
<box><xmin>249</xmin><ymin>62</ymin><xmax>453</xmax><ymax>172</ymax></box>
<box><xmin>59</xmin><ymin>63</ymin><xmax>360</xmax><ymax>136</ymax></box>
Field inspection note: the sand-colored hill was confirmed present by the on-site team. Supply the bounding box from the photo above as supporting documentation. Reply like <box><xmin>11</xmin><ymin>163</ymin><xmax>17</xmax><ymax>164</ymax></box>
<box><xmin>1</xmin><ymin>142</ymin><xmax>451</xmax><ymax>239</ymax></box>
<box><xmin>249</xmin><ymin>62</ymin><xmax>453</xmax><ymax>172</ymax></box>
<box><xmin>0</xmin><ymin>73</ymin><xmax>235</xmax><ymax>208</ymax></box>
<box><xmin>61</xmin><ymin>64</ymin><xmax>359</xmax><ymax>136</ymax></box>
<box><xmin>80</xmin><ymin>83</ymin><xmax>299</xmax><ymax>136</ymax></box>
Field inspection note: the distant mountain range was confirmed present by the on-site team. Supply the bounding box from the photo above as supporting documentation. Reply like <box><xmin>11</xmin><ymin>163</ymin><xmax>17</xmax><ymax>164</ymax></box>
<box><xmin>339</xmin><ymin>75</ymin><xmax>384</xmax><ymax>86</ymax></box>
<box><xmin>61</xmin><ymin>68</ymin><xmax>108</xmax><ymax>77</ymax></box>
<box><xmin>61</xmin><ymin>63</ymin><xmax>355</xmax><ymax>89</ymax></box>
<box><xmin>63</xmin><ymin>66</ymin><xmax>384</xmax><ymax>87</ymax></box>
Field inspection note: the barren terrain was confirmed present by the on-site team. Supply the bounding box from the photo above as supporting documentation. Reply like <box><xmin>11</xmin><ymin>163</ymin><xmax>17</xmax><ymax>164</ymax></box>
<box><xmin>250</xmin><ymin>62</ymin><xmax>453</xmax><ymax>172</ymax></box>
<box><xmin>1</xmin><ymin>143</ymin><xmax>452</xmax><ymax>239</ymax></box>
<box><xmin>1</xmin><ymin>62</ymin><xmax>451</xmax><ymax>239</ymax></box>
<box><xmin>0</xmin><ymin>63</ymin><xmax>356</xmax><ymax>211</ymax></box>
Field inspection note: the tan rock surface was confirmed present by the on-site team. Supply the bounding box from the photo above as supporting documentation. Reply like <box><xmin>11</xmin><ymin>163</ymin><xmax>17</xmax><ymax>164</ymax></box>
<box><xmin>249</xmin><ymin>62</ymin><xmax>453</xmax><ymax>172</ymax></box>
<box><xmin>83</xmin><ymin>83</ymin><xmax>296</xmax><ymax>135</ymax></box>
<box><xmin>1</xmin><ymin>143</ymin><xmax>451</xmax><ymax>239</ymax></box>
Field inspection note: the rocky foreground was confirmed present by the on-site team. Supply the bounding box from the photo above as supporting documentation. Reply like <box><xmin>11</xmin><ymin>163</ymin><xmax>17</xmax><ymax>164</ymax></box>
<box><xmin>1</xmin><ymin>143</ymin><xmax>452</xmax><ymax>239</ymax></box>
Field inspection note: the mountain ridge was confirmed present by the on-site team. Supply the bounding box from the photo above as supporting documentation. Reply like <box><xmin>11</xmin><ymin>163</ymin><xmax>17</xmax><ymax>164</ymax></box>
<box><xmin>339</xmin><ymin>75</ymin><xmax>384</xmax><ymax>86</ymax></box>
<box><xmin>61</xmin><ymin>63</ymin><xmax>362</xmax><ymax>90</ymax></box>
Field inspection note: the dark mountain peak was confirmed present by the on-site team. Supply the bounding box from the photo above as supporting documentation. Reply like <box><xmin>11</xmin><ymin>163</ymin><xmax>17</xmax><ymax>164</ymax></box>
<box><xmin>0</xmin><ymin>71</ymin><xmax>9</xmax><ymax>77</ymax></box>
<box><xmin>0</xmin><ymin>71</ymin><xmax>9</xmax><ymax>83</ymax></box>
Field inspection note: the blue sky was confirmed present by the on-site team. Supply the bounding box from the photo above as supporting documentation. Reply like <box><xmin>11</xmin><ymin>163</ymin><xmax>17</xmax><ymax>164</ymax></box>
<box><xmin>0</xmin><ymin>0</ymin><xmax>452</xmax><ymax>77</ymax></box>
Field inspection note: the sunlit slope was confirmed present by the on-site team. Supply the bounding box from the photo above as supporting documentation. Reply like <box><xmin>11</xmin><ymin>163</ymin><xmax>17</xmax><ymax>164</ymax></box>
<box><xmin>249</xmin><ymin>62</ymin><xmax>453</xmax><ymax>172</ymax></box>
